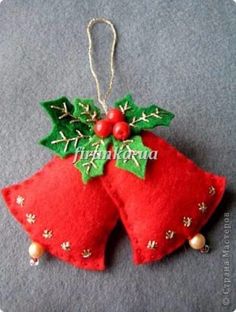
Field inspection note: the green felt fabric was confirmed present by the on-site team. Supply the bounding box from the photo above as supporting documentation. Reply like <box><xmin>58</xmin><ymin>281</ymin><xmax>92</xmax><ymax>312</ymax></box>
<box><xmin>73</xmin><ymin>97</ymin><xmax>101</xmax><ymax>127</ymax></box>
<box><xmin>40</xmin><ymin>95</ymin><xmax>174</xmax><ymax>180</ymax></box>
<box><xmin>114</xmin><ymin>94</ymin><xmax>175</xmax><ymax>134</ymax></box>
<box><xmin>40</xmin><ymin>97</ymin><xmax>92</xmax><ymax>157</ymax></box>
<box><xmin>112</xmin><ymin>136</ymin><xmax>151</xmax><ymax>178</ymax></box>
<box><xmin>75</xmin><ymin>135</ymin><xmax>111</xmax><ymax>182</ymax></box>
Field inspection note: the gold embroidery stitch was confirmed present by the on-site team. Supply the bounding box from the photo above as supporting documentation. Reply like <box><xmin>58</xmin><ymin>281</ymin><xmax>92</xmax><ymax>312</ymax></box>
<box><xmin>16</xmin><ymin>195</ymin><xmax>24</xmax><ymax>207</ymax></box>
<box><xmin>42</xmin><ymin>229</ymin><xmax>53</xmax><ymax>239</ymax></box>
<box><xmin>50</xmin><ymin>102</ymin><xmax>74</xmax><ymax>120</ymax></box>
<box><xmin>26</xmin><ymin>213</ymin><xmax>36</xmax><ymax>224</ymax></box>
<box><xmin>61</xmin><ymin>241</ymin><xmax>71</xmax><ymax>251</ymax></box>
<box><xmin>209</xmin><ymin>186</ymin><xmax>216</xmax><ymax>196</ymax></box>
<box><xmin>129</xmin><ymin>108</ymin><xmax>162</xmax><ymax>128</ymax></box>
<box><xmin>51</xmin><ymin>130</ymin><xmax>90</xmax><ymax>153</ymax></box>
<box><xmin>78</xmin><ymin>102</ymin><xmax>98</xmax><ymax>123</ymax></box>
<box><xmin>147</xmin><ymin>240</ymin><xmax>158</xmax><ymax>249</ymax></box>
<box><xmin>183</xmin><ymin>217</ymin><xmax>192</xmax><ymax>227</ymax></box>
<box><xmin>165</xmin><ymin>230</ymin><xmax>175</xmax><ymax>240</ymax></box>
<box><xmin>119</xmin><ymin>139</ymin><xmax>140</xmax><ymax>168</ymax></box>
<box><xmin>82</xmin><ymin>249</ymin><xmax>92</xmax><ymax>258</ymax></box>
<box><xmin>119</xmin><ymin>101</ymin><xmax>131</xmax><ymax>114</ymax></box>
<box><xmin>82</xmin><ymin>140</ymin><xmax>105</xmax><ymax>174</ymax></box>
<box><xmin>198</xmin><ymin>202</ymin><xmax>207</xmax><ymax>213</ymax></box>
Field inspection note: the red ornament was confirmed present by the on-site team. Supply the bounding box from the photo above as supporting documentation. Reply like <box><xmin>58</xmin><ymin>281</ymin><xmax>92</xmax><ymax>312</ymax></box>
<box><xmin>1</xmin><ymin>131</ymin><xmax>226</xmax><ymax>270</ymax></box>
<box><xmin>102</xmin><ymin>131</ymin><xmax>226</xmax><ymax>265</ymax></box>
<box><xmin>0</xmin><ymin>13</ymin><xmax>227</xmax><ymax>273</ymax></box>
<box><xmin>94</xmin><ymin>119</ymin><xmax>112</xmax><ymax>138</ymax></box>
<box><xmin>1</xmin><ymin>156</ymin><xmax>118</xmax><ymax>270</ymax></box>
<box><xmin>113</xmin><ymin>121</ymin><xmax>130</xmax><ymax>140</ymax></box>
<box><xmin>106</xmin><ymin>108</ymin><xmax>124</xmax><ymax>124</ymax></box>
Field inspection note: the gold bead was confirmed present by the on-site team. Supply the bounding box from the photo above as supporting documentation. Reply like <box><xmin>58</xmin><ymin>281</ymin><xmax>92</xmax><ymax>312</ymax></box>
<box><xmin>188</xmin><ymin>233</ymin><xmax>206</xmax><ymax>250</ymax></box>
<box><xmin>28</xmin><ymin>242</ymin><xmax>45</xmax><ymax>259</ymax></box>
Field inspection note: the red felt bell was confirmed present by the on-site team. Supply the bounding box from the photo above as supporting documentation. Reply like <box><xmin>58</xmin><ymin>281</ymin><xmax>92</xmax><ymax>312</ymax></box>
<box><xmin>101</xmin><ymin>131</ymin><xmax>226</xmax><ymax>264</ymax></box>
<box><xmin>1</xmin><ymin>131</ymin><xmax>226</xmax><ymax>269</ymax></box>
<box><xmin>1</xmin><ymin>156</ymin><xmax>119</xmax><ymax>270</ymax></box>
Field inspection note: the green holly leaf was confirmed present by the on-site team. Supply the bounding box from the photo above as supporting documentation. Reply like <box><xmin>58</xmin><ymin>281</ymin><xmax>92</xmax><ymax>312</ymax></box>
<box><xmin>74</xmin><ymin>136</ymin><xmax>111</xmax><ymax>183</ymax></box>
<box><xmin>113</xmin><ymin>135</ymin><xmax>151</xmax><ymax>178</ymax></box>
<box><xmin>114</xmin><ymin>94</ymin><xmax>174</xmax><ymax>134</ymax></box>
<box><xmin>73</xmin><ymin>98</ymin><xmax>101</xmax><ymax>127</ymax></box>
<box><xmin>39</xmin><ymin>97</ymin><xmax>92</xmax><ymax>157</ymax></box>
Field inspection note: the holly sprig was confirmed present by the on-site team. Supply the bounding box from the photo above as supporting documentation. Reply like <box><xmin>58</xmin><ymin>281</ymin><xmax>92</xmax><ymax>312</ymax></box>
<box><xmin>40</xmin><ymin>94</ymin><xmax>174</xmax><ymax>182</ymax></box>
<box><xmin>113</xmin><ymin>136</ymin><xmax>151</xmax><ymax>179</ymax></box>
<box><xmin>74</xmin><ymin>136</ymin><xmax>111</xmax><ymax>182</ymax></box>
<box><xmin>39</xmin><ymin>97</ymin><xmax>93</xmax><ymax>157</ymax></box>
<box><xmin>115</xmin><ymin>94</ymin><xmax>175</xmax><ymax>134</ymax></box>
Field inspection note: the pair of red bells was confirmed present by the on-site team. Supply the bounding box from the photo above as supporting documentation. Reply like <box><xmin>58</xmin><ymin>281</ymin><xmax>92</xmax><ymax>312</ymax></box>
<box><xmin>94</xmin><ymin>108</ymin><xmax>130</xmax><ymax>140</ymax></box>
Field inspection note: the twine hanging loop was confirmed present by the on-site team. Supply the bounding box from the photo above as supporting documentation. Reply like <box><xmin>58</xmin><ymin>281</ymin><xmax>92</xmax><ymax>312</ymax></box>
<box><xmin>87</xmin><ymin>18</ymin><xmax>117</xmax><ymax>114</ymax></box>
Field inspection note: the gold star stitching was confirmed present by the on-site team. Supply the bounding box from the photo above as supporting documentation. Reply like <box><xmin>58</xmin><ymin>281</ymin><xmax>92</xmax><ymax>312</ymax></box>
<box><xmin>16</xmin><ymin>195</ymin><xmax>24</xmax><ymax>207</ymax></box>
<box><xmin>42</xmin><ymin>229</ymin><xmax>53</xmax><ymax>239</ymax></box>
<box><xmin>147</xmin><ymin>240</ymin><xmax>158</xmax><ymax>249</ymax></box>
<box><xmin>209</xmin><ymin>186</ymin><xmax>216</xmax><ymax>196</ymax></box>
<box><xmin>198</xmin><ymin>202</ymin><xmax>207</xmax><ymax>213</ymax></box>
<box><xmin>26</xmin><ymin>213</ymin><xmax>36</xmax><ymax>224</ymax></box>
<box><xmin>165</xmin><ymin>230</ymin><xmax>175</xmax><ymax>240</ymax></box>
<box><xmin>183</xmin><ymin>217</ymin><xmax>192</xmax><ymax>227</ymax></box>
<box><xmin>81</xmin><ymin>249</ymin><xmax>92</xmax><ymax>258</ymax></box>
<box><xmin>61</xmin><ymin>241</ymin><xmax>71</xmax><ymax>251</ymax></box>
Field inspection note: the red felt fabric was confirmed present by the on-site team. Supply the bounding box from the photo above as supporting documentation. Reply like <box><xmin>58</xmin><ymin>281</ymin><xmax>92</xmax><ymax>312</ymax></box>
<box><xmin>1</xmin><ymin>156</ymin><xmax>119</xmax><ymax>270</ymax></box>
<box><xmin>101</xmin><ymin>131</ymin><xmax>226</xmax><ymax>265</ymax></box>
<box><xmin>1</xmin><ymin>131</ymin><xmax>226</xmax><ymax>270</ymax></box>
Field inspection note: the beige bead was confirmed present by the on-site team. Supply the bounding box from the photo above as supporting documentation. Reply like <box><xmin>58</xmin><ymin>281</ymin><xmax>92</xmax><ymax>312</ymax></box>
<box><xmin>188</xmin><ymin>233</ymin><xmax>206</xmax><ymax>250</ymax></box>
<box><xmin>29</xmin><ymin>242</ymin><xmax>45</xmax><ymax>259</ymax></box>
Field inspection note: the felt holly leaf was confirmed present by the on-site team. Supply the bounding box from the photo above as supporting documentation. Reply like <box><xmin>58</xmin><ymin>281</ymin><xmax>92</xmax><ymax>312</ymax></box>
<box><xmin>114</xmin><ymin>94</ymin><xmax>174</xmax><ymax>134</ymax></box>
<box><xmin>73</xmin><ymin>98</ymin><xmax>101</xmax><ymax>127</ymax></box>
<box><xmin>40</xmin><ymin>97</ymin><xmax>92</xmax><ymax>157</ymax></box>
<box><xmin>75</xmin><ymin>136</ymin><xmax>111</xmax><ymax>183</ymax></box>
<box><xmin>113</xmin><ymin>135</ymin><xmax>151</xmax><ymax>178</ymax></box>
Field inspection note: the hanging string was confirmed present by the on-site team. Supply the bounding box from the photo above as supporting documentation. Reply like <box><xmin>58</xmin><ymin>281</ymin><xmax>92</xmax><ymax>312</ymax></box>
<box><xmin>87</xmin><ymin>18</ymin><xmax>117</xmax><ymax>114</ymax></box>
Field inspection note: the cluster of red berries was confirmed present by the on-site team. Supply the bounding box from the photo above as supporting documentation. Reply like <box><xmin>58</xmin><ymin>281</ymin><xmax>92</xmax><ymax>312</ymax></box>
<box><xmin>94</xmin><ymin>108</ymin><xmax>130</xmax><ymax>141</ymax></box>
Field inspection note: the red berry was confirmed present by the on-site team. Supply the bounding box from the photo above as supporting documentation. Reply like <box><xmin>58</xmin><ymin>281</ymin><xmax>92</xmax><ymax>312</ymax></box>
<box><xmin>94</xmin><ymin>119</ymin><xmax>113</xmax><ymax>138</ymax></box>
<box><xmin>106</xmin><ymin>108</ymin><xmax>124</xmax><ymax>125</ymax></box>
<box><xmin>113</xmin><ymin>121</ymin><xmax>130</xmax><ymax>141</ymax></box>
